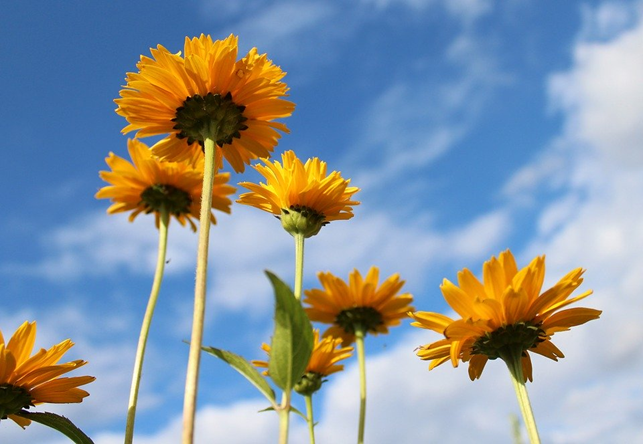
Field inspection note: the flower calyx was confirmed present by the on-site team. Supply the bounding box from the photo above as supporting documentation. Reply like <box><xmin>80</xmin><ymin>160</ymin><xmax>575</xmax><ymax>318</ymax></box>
<box><xmin>280</xmin><ymin>205</ymin><xmax>327</xmax><ymax>238</ymax></box>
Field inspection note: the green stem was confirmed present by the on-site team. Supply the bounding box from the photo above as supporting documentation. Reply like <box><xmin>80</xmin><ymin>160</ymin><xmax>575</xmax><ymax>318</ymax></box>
<box><xmin>182</xmin><ymin>136</ymin><xmax>217</xmax><ymax>444</ymax></box>
<box><xmin>501</xmin><ymin>349</ymin><xmax>541</xmax><ymax>444</ymax></box>
<box><xmin>293</xmin><ymin>233</ymin><xmax>305</xmax><ymax>300</ymax></box>
<box><xmin>355</xmin><ymin>326</ymin><xmax>367</xmax><ymax>444</ymax></box>
<box><xmin>278</xmin><ymin>391</ymin><xmax>291</xmax><ymax>444</ymax></box>
<box><xmin>124</xmin><ymin>207</ymin><xmax>169</xmax><ymax>444</ymax></box>
<box><xmin>305</xmin><ymin>394</ymin><xmax>316</xmax><ymax>444</ymax></box>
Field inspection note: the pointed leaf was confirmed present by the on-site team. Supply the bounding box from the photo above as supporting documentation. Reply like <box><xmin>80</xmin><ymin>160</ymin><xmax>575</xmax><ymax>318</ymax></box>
<box><xmin>202</xmin><ymin>346</ymin><xmax>277</xmax><ymax>405</ymax></box>
<box><xmin>266</xmin><ymin>271</ymin><xmax>314</xmax><ymax>392</ymax></box>
<box><xmin>258</xmin><ymin>403</ymin><xmax>307</xmax><ymax>420</ymax></box>
<box><xmin>14</xmin><ymin>411</ymin><xmax>94</xmax><ymax>444</ymax></box>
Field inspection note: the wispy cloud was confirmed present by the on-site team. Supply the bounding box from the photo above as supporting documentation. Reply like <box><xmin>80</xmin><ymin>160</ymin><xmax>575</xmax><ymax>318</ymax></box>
<box><xmin>0</xmin><ymin>212</ymin><xmax>200</xmax><ymax>281</ymax></box>
<box><xmin>360</xmin><ymin>0</ymin><xmax>493</xmax><ymax>23</ymax></box>
<box><xmin>346</xmin><ymin>23</ymin><xmax>509</xmax><ymax>203</ymax></box>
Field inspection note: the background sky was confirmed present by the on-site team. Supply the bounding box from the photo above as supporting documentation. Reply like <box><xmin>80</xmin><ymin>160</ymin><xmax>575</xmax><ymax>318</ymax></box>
<box><xmin>1</xmin><ymin>0</ymin><xmax>642</xmax><ymax>443</ymax></box>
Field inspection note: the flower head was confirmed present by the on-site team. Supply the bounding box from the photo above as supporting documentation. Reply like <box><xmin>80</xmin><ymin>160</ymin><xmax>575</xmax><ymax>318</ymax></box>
<box><xmin>252</xmin><ymin>330</ymin><xmax>353</xmax><ymax>395</ymax></box>
<box><xmin>409</xmin><ymin>250</ymin><xmax>601</xmax><ymax>382</ymax></box>
<box><xmin>304</xmin><ymin>267</ymin><xmax>414</xmax><ymax>345</ymax></box>
<box><xmin>237</xmin><ymin>150</ymin><xmax>360</xmax><ymax>237</ymax></box>
<box><xmin>115</xmin><ymin>34</ymin><xmax>295</xmax><ymax>173</ymax></box>
<box><xmin>96</xmin><ymin>139</ymin><xmax>235</xmax><ymax>231</ymax></box>
<box><xmin>0</xmin><ymin>321</ymin><xmax>95</xmax><ymax>428</ymax></box>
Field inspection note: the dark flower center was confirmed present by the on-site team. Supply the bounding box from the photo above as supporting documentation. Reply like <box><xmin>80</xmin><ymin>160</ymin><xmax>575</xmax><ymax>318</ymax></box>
<box><xmin>335</xmin><ymin>306</ymin><xmax>383</xmax><ymax>335</ymax></box>
<box><xmin>0</xmin><ymin>384</ymin><xmax>33</xmax><ymax>419</ymax></box>
<box><xmin>173</xmin><ymin>92</ymin><xmax>248</xmax><ymax>147</ymax></box>
<box><xmin>471</xmin><ymin>321</ymin><xmax>545</xmax><ymax>360</ymax></box>
<box><xmin>140</xmin><ymin>184</ymin><xmax>192</xmax><ymax>216</ymax></box>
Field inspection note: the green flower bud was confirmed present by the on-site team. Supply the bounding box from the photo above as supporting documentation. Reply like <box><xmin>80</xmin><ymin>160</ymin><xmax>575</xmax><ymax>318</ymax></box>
<box><xmin>280</xmin><ymin>205</ymin><xmax>326</xmax><ymax>238</ymax></box>
<box><xmin>294</xmin><ymin>372</ymin><xmax>324</xmax><ymax>396</ymax></box>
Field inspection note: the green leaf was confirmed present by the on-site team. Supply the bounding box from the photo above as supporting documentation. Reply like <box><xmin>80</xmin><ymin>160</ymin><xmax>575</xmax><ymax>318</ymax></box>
<box><xmin>14</xmin><ymin>411</ymin><xmax>94</xmax><ymax>444</ymax></box>
<box><xmin>202</xmin><ymin>346</ymin><xmax>277</xmax><ymax>405</ymax></box>
<box><xmin>265</xmin><ymin>271</ymin><xmax>314</xmax><ymax>392</ymax></box>
<box><xmin>259</xmin><ymin>404</ymin><xmax>307</xmax><ymax>421</ymax></box>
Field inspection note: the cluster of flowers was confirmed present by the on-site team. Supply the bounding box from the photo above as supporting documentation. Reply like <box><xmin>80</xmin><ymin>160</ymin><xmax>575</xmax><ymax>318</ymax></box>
<box><xmin>0</xmin><ymin>34</ymin><xmax>601</xmax><ymax>444</ymax></box>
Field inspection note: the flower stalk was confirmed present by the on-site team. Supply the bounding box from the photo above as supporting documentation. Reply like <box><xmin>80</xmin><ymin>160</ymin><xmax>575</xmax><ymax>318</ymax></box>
<box><xmin>182</xmin><ymin>135</ymin><xmax>217</xmax><ymax>444</ymax></box>
<box><xmin>125</xmin><ymin>206</ymin><xmax>170</xmax><ymax>444</ymax></box>
<box><xmin>294</xmin><ymin>233</ymin><xmax>305</xmax><ymax>300</ymax></box>
<box><xmin>305</xmin><ymin>394</ymin><xmax>316</xmax><ymax>444</ymax></box>
<box><xmin>500</xmin><ymin>348</ymin><xmax>541</xmax><ymax>444</ymax></box>
<box><xmin>355</xmin><ymin>325</ymin><xmax>367</xmax><ymax>444</ymax></box>
<box><xmin>278</xmin><ymin>391</ymin><xmax>292</xmax><ymax>444</ymax></box>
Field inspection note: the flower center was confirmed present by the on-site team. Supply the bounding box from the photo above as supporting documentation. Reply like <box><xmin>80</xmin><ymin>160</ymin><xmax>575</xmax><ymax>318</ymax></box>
<box><xmin>335</xmin><ymin>306</ymin><xmax>383</xmax><ymax>335</ymax></box>
<box><xmin>140</xmin><ymin>184</ymin><xmax>192</xmax><ymax>216</ymax></box>
<box><xmin>471</xmin><ymin>321</ymin><xmax>545</xmax><ymax>360</ymax></box>
<box><xmin>0</xmin><ymin>384</ymin><xmax>33</xmax><ymax>419</ymax></box>
<box><xmin>173</xmin><ymin>92</ymin><xmax>248</xmax><ymax>146</ymax></box>
<box><xmin>280</xmin><ymin>205</ymin><xmax>327</xmax><ymax>238</ymax></box>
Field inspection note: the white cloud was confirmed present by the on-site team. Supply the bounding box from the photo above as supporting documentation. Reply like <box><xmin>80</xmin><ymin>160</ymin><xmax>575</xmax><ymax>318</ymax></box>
<box><xmin>0</xmin><ymin>211</ymin><xmax>200</xmax><ymax>281</ymax></box>
<box><xmin>91</xmin><ymin>399</ymin><xmax>284</xmax><ymax>444</ymax></box>
<box><xmin>314</xmin><ymin>330</ymin><xmax>517</xmax><ymax>443</ymax></box>
<box><xmin>0</xmin><ymin>200</ymin><xmax>511</xmax><ymax>324</ymax></box>
<box><xmin>549</xmin><ymin>3</ymin><xmax>643</xmax><ymax>166</ymax></box>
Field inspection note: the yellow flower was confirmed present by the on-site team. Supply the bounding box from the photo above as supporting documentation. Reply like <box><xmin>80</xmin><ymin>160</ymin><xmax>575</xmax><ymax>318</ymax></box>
<box><xmin>96</xmin><ymin>139</ymin><xmax>235</xmax><ymax>231</ymax></box>
<box><xmin>237</xmin><ymin>150</ymin><xmax>360</xmax><ymax>237</ymax></box>
<box><xmin>304</xmin><ymin>267</ymin><xmax>414</xmax><ymax>345</ymax></box>
<box><xmin>252</xmin><ymin>330</ymin><xmax>353</xmax><ymax>395</ymax></box>
<box><xmin>115</xmin><ymin>34</ymin><xmax>295</xmax><ymax>173</ymax></box>
<box><xmin>409</xmin><ymin>250</ymin><xmax>602</xmax><ymax>382</ymax></box>
<box><xmin>0</xmin><ymin>321</ymin><xmax>95</xmax><ymax>428</ymax></box>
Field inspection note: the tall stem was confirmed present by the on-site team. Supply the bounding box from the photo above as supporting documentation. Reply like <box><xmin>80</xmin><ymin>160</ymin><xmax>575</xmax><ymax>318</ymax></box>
<box><xmin>278</xmin><ymin>391</ymin><xmax>291</xmax><ymax>444</ymax></box>
<box><xmin>293</xmin><ymin>233</ymin><xmax>305</xmax><ymax>300</ymax></box>
<box><xmin>501</xmin><ymin>349</ymin><xmax>541</xmax><ymax>444</ymax></box>
<box><xmin>305</xmin><ymin>394</ymin><xmax>316</xmax><ymax>444</ymax></box>
<box><xmin>182</xmin><ymin>136</ymin><xmax>217</xmax><ymax>444</ymax></box>
<box><xmin>124</xmin><ymin>207</ymin><xmax>170</xmax><ymax>444</ymax></box>
<box><xmin>355</xmin><ymin>326</ymin><xmax>367</xmax><ymax>444</ymax></box>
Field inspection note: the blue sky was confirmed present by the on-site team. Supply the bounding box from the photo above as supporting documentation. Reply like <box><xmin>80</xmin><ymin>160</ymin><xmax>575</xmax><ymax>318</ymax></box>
<box><xmin>2</xmin><ymin>0</ymin><xmax>642</xmax><ymax>442</ymax></box>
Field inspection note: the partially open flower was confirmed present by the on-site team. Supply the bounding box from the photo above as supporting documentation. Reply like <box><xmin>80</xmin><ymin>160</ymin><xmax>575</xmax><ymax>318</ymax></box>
<box><xmin>0</xmin><ymin>321</ymin><xmax>95</xmax><ymax>428</ymax></box>
<box><xmin>252</xmin><ymin>330</ymin><xmax>353</xmax><ymax>396</ymax></box>
<box><xmin>237</xmin><ymin>150</ymin><xmax>360</xmax><ymax>238</ymax></box>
